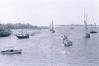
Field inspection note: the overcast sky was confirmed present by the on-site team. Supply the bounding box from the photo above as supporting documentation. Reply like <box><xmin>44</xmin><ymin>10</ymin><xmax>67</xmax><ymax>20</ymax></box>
<box><xmin>0</xmin><ymin>0</ymin><xmax>98</xmax><ymax>26</ymax></box>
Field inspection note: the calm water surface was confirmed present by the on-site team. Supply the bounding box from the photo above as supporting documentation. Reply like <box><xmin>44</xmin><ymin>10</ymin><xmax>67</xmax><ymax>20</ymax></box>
<box><xmin>0</xmin><ymin>26</ymin><xmax>99</xmax><ymax>66</ymax></box>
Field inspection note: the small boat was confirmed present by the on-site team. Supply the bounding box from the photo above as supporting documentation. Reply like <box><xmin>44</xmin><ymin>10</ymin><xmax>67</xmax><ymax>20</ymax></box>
<box><xmin>51</xmin><ymin>30</ymin><xmax>55</xmax><ymax>33</ymax></box>
<box><xmin>90</xmin><ymin>31</ymin><xmax>98</xmax><ymax>34</ymax></box>
<box><xmin>1</xmin><ymin>49</ymin><xmax>22</xmax><ymax>54</ymax></box>
<box><xmin>84</xmin><ymin>12</ymin><xmax>90</xmax><ymax>38</ymax></box>
<box><xmin>85</xmin><ymin>33</ymin><xmax>90</xmax><ymax>38</ymax></box>
<box><xmin>90</xmin><ymin>22</ymin><xmax>98</xmax><ymax>34</ymax></box>
<box><xmin>16</xmin><ymin>33</ymin><xmax>29</xmax><ymax>39</ymax></box>
<box><xmin>63</xmin><ymin>40</ymin><xmax>72</xmax><ymax>47</ymax></box>
<box><xmin>49</xmin><ymin>20</ymin><xmax>55</xmax><ymax>33</ymax></box>
<box><xmin>62</xmin><ymin>35</ymin><xmax>72</xmax><ymax>47</ymax></box>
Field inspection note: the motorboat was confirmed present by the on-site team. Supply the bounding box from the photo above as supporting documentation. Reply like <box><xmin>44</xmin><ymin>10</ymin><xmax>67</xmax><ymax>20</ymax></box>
<box><xmin>1</xmin><ymin>48</ymin><xmax>22</xmax><ymax>54</ymax></box>
<box><xmin>63</xmin><ymin>40</ymin><xmax>72</xmax><ymax>47</ymax></box>
<box><xmin>62</xmin><ymin>35</ymin><xmax>73</xmax><ymax>47</ymax></box>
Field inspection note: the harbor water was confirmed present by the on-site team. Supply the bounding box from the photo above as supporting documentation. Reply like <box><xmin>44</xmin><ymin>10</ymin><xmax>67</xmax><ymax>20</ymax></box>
<box><xmin>0</xmin><ymin>26</ymin><xmax>99</xmax><ymax>66</ymax></box>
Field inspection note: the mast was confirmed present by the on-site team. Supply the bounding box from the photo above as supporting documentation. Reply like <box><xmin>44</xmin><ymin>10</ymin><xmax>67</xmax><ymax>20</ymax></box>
<box><xmin>84</xmin><ymin>10</ymin><xmax>90</xmax><ymax>38</ymax></box>
<box><xmin>91</xmin><ymin>16</ymin><xmax>97</xmax><ymax>32</ymax></box>
<box><xmin>51</xmin><ymin>20</ymin><xmax>54</xmax><ymax>31</ymax></box>
<box><xmin>50</xmin><ymin>20</ymin><xmax>54</xmax><ymax>31</ymax></box>
<box><xmin>94</xmin><ymin>22</ymin><xmax>96</xmax><ymax>27</ymax></box>
<box><xmin>84</xmin><ymin>12</ymin><xmax>88</xmax><ymax>33</ymax></box>
<box><xmin>49</xmin><ymin>19</ymin><xmax>55</xmax><ymax>33</ymax></box>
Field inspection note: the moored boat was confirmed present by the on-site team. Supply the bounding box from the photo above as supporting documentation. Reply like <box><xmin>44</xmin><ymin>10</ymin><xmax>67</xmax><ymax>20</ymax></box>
<box><xmin>90</xmin><ymin>22</ymin><xmax>98</xmax><ymax>34</ymax></box>
<box><xmin>85</xmin><ymin>33</ymin><xmax>90</xmax><ymax>38</ymax></box>
<box><xmin>90</xmin><ymin>31</ymin><xmax>98</xmax><ymax>34</ymax></box>
<box><xmin>84</xmin><ymin>12</ymin><xmax>90</xmax><ymax>38</ymax></box>
<box><xmin>0</xmin><ymin>24</ymin><xmax>11</xmax><ymax>37</ymax></box>
<box><xmin>49</xmin><ymin>20</ymin><xmax>55</xmax><ymax>33</ymax></box>
<box><xmin>16</xmin><ymin>33</ymin><xmax>29</xmax><ymax>39</ymax></box>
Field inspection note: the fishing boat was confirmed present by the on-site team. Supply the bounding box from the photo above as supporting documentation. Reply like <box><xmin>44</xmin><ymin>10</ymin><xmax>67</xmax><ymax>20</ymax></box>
<box><xmin>16</xmin><ymin>33</ymin><xmax>29</xmax><ymax>39</ymax></box>
<box><xmin>49</xmin><ymin>20</ymin><xmax>55</xmax><ymax>33</ymax></box>
<box><xmin>0</xmin><ymin>24</ymin><xmax>11</xmax><ymax>37</ymax></box>
<box><xmin>90</xmin><ymin>22</ymin><xmax>98</xmax><ymax>34</ymax></box>
<box><xmin>84</xmin><ymin>13</ymin><xmax>90</xmax><ymax>38</ymax></box>
<box><xmin>1</xmin><ymin>47</ymin><xmax>22</xmax><ymax>54</ymax></box>
<box><xmin>62</xmin><ymin>35</ymin><xmax>72</xmax><ymax>47</ymax></box>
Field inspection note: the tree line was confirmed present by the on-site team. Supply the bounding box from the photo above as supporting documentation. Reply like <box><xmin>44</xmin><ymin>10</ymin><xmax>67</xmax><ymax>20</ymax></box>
<box><xmin>0</xmin><ymin>23</ymin><xmax>48</xmax><ymax>29</ymax></box>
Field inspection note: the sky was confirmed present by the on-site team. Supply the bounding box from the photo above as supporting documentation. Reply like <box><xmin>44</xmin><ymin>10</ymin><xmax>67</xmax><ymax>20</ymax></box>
<box><xmin>0</xmin><ymin>0</ymin><xmax>98</xmax><ymax>26</ymax></box>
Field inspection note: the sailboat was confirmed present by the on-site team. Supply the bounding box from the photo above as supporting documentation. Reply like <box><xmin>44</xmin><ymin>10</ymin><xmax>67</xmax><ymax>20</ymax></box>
<box><xmin>84</xmin><ymin>13</ymin><xmax>90</xmax><ymax>38</ymax></box>
<box><xmin>49</xmin><ymin>20</ymin><xmax>55</xmax><ymax>33</ymax></box>
<box><xmin>90</xmin><ymin>22</ymin><xmax>98</xmax><ymax>34</ymax></box>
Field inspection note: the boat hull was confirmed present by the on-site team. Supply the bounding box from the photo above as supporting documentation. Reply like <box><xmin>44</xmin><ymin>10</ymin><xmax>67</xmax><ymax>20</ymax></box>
<box><xmin>1</xmin><ymin>50</ymin><xmax>22</xmax><ymax>54</ymax></box>
<box><xmin>85</xmin><ymin>33</ymin><xmax>90</xmax><ymax>38</ymax></box>
<box><xmin>0</xmin><ymin>30</ymin><xmax>11</xmax><ymax>37</ymax></box>
<box><xmin>16</xmin><ymin>34</ymin><xmax>29</xmax><ymax>39</ymax></box>
<box><xmin>63</xmin><ymin>40</ymin><xmax>72</xmax><ymax>47</ymax></box>
<box><xmin>0</xmin><ymin>33</ymin><xmax>11</xmax><ymax>37</ymax></box>
<box><xmin>90</xmin><ymin>31</ymin><xmax>98</xmax><ymax>34</ymax></box>
<box><xmin>50</xmin><ymin>30</ymin><xmax>55</xmax><ymax>33</ymax></box>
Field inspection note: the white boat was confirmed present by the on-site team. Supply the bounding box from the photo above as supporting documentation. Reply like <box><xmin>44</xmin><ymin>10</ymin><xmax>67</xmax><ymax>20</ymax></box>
<box><xmin>1</xmin><ymin>47</ymin><xmax>22</xmax><ymax>54</ymax></box>
<box><xmin>63</xmin><ymin>40</ymin><xmax>72</xmax><ymax>47</ymax></box>
<box><xmin>62</xmin><ymin>35</ymin><xmax>73</xmax><ymax>47</ymax></box>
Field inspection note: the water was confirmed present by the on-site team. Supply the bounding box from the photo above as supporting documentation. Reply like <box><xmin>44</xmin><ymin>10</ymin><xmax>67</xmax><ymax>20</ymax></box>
<box><xmin>0</xmin><ymin>26</ymin><xmax>99</xmax><ymax>66</ymax></box>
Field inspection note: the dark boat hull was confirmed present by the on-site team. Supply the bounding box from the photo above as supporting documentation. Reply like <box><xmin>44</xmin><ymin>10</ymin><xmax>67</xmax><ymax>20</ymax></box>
<box><xmin>0</xmin><ymin>30</ymin><xmax>11</xmax><ymax>37</ymax></box>
<box><xmin>1</xmin><ymin>50</ymin><xmax>22</xmax><ymax>54</ymax></box>
<box><xmin>16</xmin><ymin>34</ymin><xmax>29</xmax><ymax>39</ymax></box>
<box><xmin>85</xmin><ymin>33</ymin><xmax>90</xmax><ymax>38</ymax></box>
<box><xmin>0</xmin><ymin>33</ymin><xmax>11</xmax><ymax>37</ymax></box>
<box><xmin>50</xmin><ymin>30</ymin><xmax>55</xmax><ymax>33</ymax></box>
<box><xmin>90</xmin><ymin>31</ymin><xmax>98</xmax><ymax>34</ymax></box>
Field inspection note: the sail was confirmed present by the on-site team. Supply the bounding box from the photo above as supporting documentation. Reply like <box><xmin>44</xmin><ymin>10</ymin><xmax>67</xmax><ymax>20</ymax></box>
<box><xmin>83</xmin><ymin>11</ymin><xmax>90</xmax><ymax>38</ymax></box>
<box><xmin>89</xmin><ymin>16</ymin><xmax>98</xmax><ymax>34</ymax></box>
<box><xmin>50</xmin><ymin>20</ymin><xmax>54</xmax><ymax>31</ymax></box>
<box><xmin>84</xmin><ymin>13</ymin><xmax>88</xmax><ymax>33</ymax></box>
<box><xmin>49</xmin><ymin>20</ymin><xmax>55</xmax><ymax>33</ymax></box>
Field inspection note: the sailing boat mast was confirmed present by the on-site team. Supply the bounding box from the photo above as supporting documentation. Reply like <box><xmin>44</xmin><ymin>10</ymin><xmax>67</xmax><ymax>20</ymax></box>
<box><xmin>84</xmin><ymin>13</ymin><xmax>88</xmax><ymax>33</ymax></box>
<box><xmin>90</xmin><ymin>16</ymin><xmax>98</xmax><ymax>34</ymax></box>
<box><xmin>84</xmin><ymin>11</ymin><xmax>90</xmax><ymax>38</ymax></box>
<box><xmin>51</xmin><ymin>20</ymin><xmax>54</xmax><ymax>30</ymax></box>
<box><xmin>50</xmin><ymin>19</ymin><xmax>55</xmax><ymax>33</ymax></box>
